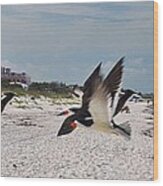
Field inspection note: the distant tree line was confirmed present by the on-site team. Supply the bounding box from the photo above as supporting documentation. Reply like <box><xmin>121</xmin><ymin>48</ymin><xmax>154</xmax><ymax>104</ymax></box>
<box><xmin>141</xmin><ymin>93</ymin><xmax>154</xmax><ymax>100</ymax></box>
<box><xmin>28</xmin><ymin>81</ymin><xmax>70</xmax><ymax>94</ymax></box>
<box><xmin>1</xmin><ymin>80</ymin><xmax>72</xmax><ymax>94</ymax></box>
<box><xmin>1</xmin><ymin>79</ymin><xmax>154</xmax><ymax>99</ymax></box>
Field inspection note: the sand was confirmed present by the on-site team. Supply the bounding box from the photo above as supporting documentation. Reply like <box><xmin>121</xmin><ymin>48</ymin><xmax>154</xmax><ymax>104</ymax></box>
<box><xmin>1</xmin><ymin>96</ymin><xmax>154</xmax><ymax>180</ymax></box>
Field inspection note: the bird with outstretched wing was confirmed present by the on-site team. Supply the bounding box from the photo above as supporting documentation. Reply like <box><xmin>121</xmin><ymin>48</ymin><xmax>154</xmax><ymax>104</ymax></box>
<box><xmin>57</xmin><ymin>57</ymin><xmax>131</xmax><ymax>139</ymax></box>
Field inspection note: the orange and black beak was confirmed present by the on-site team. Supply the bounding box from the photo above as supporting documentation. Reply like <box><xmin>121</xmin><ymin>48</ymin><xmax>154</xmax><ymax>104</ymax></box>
<box><xmin>57</xmin><ymin>116</ymin><xmax>77</xmax><ymax>136</ymax></box>
<box><xmin>57</xmin><ymin>110</ymin><xmax>69</xmax><ymax>116</ymax></box>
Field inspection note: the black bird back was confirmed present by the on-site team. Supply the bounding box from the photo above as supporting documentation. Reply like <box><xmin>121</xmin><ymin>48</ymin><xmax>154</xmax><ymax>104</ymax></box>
<box><xmin>113</xmin><ymin>89</ymin><xmax>135</xmax><ymax>117</ymax></box>
<box><xmin>1</xmin><ymin>93</ymin><xmax>15</xmax><ymax>112</ymax></box>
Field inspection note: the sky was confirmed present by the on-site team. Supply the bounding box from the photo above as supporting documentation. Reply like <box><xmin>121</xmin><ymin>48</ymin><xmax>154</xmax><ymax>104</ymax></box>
<box><xmin>1</xmin><ymin>1</ymin><xmax>154</xmax><ymax>93</ymax></box>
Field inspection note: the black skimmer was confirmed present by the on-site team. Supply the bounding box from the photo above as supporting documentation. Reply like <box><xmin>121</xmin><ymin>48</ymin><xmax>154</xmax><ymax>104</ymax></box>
<box><xmin>1</xmin><ymin>92</ymin><xmax>16</xmax><ymax>113</ymax></box>
<box><xmin>57</xmin><ymin>107</ymin><xmax>93</xmax><ymax>126</ymax></box>
<box><xmin>58</xmin><ymin>89</ymin><xmax>136</xmax><ymax>119</ymax></box>
<box><xmin>57</xmin><ymin>90</ymin><xmax>135</xmax><ymax>137</ymax></box>
<box><xmin>57</xmin><ymin>57</ymin><xmax>131</xmax><ymax>138</ymax></box>
<box><xmin>57</xmin><ymin>107</ymin><xmax>81</xmax><ymax>116</ymax></box>
<box><xmin>112</xmin><ymin>89</ymin><xmax>137</xmax><ymax>118</ymax></box>
<box><xmin>109</xmin><ymin>89</ymin><xmax>137</xmax><ymax>136</ymax></box>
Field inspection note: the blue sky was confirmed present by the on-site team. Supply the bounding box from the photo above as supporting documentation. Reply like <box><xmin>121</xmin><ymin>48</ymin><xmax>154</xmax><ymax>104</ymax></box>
<box><xmin>1</xmin><ymin>2</ymin><xmax>154</xmax><ymax>93</ymax></box>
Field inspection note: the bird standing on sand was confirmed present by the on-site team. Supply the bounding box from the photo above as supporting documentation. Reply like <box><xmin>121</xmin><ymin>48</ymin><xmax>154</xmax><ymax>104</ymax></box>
<box><xmin>1</xmin><ymin>92</ymin><xmax>16</xmax><ymax>113</ymax></box>
<box><xmin>57</xmin><ymin>57</ymin><xmax>131</xmax><ymax>139</ymax></box>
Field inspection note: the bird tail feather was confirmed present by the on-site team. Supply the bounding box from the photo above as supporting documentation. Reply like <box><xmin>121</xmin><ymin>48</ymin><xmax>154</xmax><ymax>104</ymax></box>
<box><xmin>112</xmin><ymin>120</ymin><xmax>131</xmax><ymax>140</ymax></box>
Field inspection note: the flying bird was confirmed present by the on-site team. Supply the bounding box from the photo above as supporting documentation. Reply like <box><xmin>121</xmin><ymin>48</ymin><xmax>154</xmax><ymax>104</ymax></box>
<box><xmin>1</xmin><ymin>92</ymin><xmax>16</xmax><ymax>113</ymax></box>
<box><xmin>57</xmin><ymin>89</ymin><xmax>137</xmax><ymax>134</ymax></box>
<box><xmin>57</xmin><ymin>57</ymin><xmax>131</xmax><ymax>139</ymax></box>
<box><xmin>112</xmin><ymin>89</ymin><xmax>137</xmax><ymax>118</ymax></box>
<box><xmin>57</xmin><ymin>107</ymin><xmax>93</xmax><ymax>126</ymax></box>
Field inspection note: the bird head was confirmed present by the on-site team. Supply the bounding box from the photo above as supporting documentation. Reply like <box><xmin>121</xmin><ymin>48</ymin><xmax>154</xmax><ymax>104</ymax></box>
<box><xmin>57</xmin><ymin>109</ymin><xmax>70</xmax><ymax>116</ymax></box>
<box><xmin>57</xmin><ymin>107</ymin><xmax>79</xmax><ymax>116</ymax></box>
<box><xmin>4</xmin><ymin>92</ymin><xmax>17</xmax><ymax>98</ymax></box>
<box><xmin>124</xmin><ymin>89</ymin><xmax>137</xmax><ymax>96</ymax></box>
<box><xmin>57</xmin><ymin>116</ymin><xmax>78</xmax><ymax>136</ymax></box>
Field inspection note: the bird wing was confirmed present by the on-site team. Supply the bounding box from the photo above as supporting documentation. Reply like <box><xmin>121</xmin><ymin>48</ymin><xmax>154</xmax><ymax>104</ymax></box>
<box><xmin>88</xmin><ymin>85</ymin><xmax>110</xmax><ymax>132</ymax></box>
<box><xmin>104</xmin><ymin>57</ymin><xmax>124</xmax><ymax>119</ymax></box>
<box><xmin>72</xmin><ymin>86</ymin><xmax>83</xmax><ymax>99</ymax></box>
<box><xmin>83</xmin><ymin>58</ymin><xmax>124</xmax><ymax>132</ymax></box>
<box><xmin>113</xmin><ymin>95</ymin><xmax>127</xmax><ymax>117</ymax></box>
<box><xmin>82</xmin><ymin>62</ymin><xmax>103</xmax><ymax>109</ymax></box>
<box><xmin>113</xmin><ymin>89</ymin><xmax>135</xmax><ymax>117</ymax></box>
<box><xmin>103</xmin><ymin>57</ymin><xmax>124</xmax><ymax>97</ymax></box>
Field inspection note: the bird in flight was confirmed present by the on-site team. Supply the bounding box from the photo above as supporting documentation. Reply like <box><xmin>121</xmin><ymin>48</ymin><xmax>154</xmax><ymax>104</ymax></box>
<box><xmin>57</xmin><ymin>57</ymin><xmax>132</xmax><ymax>139</ymax></box>
<box><xmin>1</xmin><ymin>92</ymin><xmax>16</xmax><ymax>113</ymax></box>
<box><xmin>58</xmin><ymin>90</ymin><xmax>137</xmax><ymax>128</ymax></box>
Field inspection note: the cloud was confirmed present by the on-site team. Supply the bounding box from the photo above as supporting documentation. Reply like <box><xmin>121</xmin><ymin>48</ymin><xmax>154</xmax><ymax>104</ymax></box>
<box><xmin>2</xmin><ymin>2</ymin><xmax>153</xmax><ymax>55</ymax></box>
<box><xmin>1</xmin><ymin>2</ymin><xmax>154</xmax><ymax>92</ymax></box>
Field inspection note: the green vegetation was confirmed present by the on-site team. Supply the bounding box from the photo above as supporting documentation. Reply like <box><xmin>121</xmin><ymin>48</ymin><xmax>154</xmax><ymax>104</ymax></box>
<box><xmin>2</xmin><ymin>80</ymin><xmax>154</xmax><ymax>101</ymax></box>
<box><xmin>1</xmin><ymin>81</ymin><xmax>26</xmax><ymax>96</ymax></box>
<box><xmin>1</xmin><ymin>80</ymin><xmax>73</xmax><ymax>99</ymax></box>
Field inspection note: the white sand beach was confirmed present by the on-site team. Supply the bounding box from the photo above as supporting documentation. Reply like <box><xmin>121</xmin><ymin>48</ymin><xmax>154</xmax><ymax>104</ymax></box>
<box><xmin>1</xmin><ymin>96</ymin><xmax>154</xmax><ymax>180</ymax></box>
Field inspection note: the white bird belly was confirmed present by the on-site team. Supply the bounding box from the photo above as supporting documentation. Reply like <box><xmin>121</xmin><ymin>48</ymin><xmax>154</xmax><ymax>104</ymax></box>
<box><xmin>92</xmin><ymin>122</ymin><xmax>114</xmax><ymax>134</ymax></box>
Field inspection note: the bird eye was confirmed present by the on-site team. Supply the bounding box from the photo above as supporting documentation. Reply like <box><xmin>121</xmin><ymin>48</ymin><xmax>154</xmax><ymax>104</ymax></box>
<box><xmin>70</xmin><ymin>122</ymin><xmax>77</xmax><ymax>129</ymax></box>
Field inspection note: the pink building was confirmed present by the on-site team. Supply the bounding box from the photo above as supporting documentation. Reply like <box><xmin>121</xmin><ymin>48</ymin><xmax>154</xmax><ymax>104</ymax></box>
<box><xmin>1</xmin><ymin>66</ymin><xmax>31</xmax><ymax>86</ymax></box>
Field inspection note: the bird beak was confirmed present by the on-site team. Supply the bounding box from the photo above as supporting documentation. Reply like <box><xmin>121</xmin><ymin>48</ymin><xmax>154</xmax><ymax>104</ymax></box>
<box><xmin>57</xmin><ymin>130</ymin><xmax>64</xmax><ymax>136</ymax></box>
<box><xmin>57</xmin><ymin>121</ymin><xmax>77</xmax><ymax>137</ymax></box>
<box><xmin>57</xmin><ymin>110</ymin><xmax>69</xmax><ymax>116</ymax></box>
<box><xmin>57</xmin><ymin>126</ymin><xmax>75</xmax><ymax>137</ymax></box>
